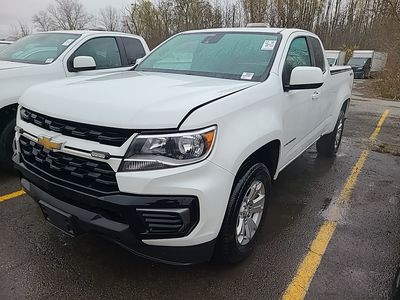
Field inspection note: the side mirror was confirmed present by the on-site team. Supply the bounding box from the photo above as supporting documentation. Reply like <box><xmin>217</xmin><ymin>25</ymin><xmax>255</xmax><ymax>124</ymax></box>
<box><xmin>72</xmin><ymin>56</ymin><xmax>96</xmax><ymax>71</ymax></box>
<box><xmin>287</xmin><ymin>66</ymin><xmax>324</xmax><ymax>90</ymax></box>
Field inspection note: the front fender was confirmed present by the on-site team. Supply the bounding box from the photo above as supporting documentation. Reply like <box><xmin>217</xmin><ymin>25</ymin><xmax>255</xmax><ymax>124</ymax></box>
<box><xmin>180</xmin><ymin>81</ymin><xmax>283</xmax><ymax>177</ymax></box>
<box><xmin>0</xmin><ymin>63</ymin><xmax>64</xmax><ymax>110</ymax></box>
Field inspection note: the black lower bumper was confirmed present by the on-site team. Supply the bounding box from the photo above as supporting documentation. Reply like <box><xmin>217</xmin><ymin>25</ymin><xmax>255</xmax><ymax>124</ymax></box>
<box><xmin>14</xmin><ymin>155</ymin><xmax>215</xmax><ymax>265</ymax></box>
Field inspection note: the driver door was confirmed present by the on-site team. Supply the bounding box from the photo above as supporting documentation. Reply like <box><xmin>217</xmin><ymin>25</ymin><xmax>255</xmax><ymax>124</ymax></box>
<box><xmin>281</xmin><ymin>36</ymin><xmax>322</xmax><ymax>165</ymax></box>
<box><xmin>65</xmin><ymin>37</ymin><xmax>132</xmax><ymax>77</ymax></box>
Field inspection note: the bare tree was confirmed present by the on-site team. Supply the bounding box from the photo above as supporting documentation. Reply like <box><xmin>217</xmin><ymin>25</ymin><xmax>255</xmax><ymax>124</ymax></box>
<box><xmin>122</xmin><ymin>0</ymin><xmax>224</xmax><ymax>48</ymax></box>
<box><xmin>32</xmin><ymin>11</ymin><xmax>54</xmax><ymax>31</ymax></box>
<box><xmin>98</xmin><ymin>6</ymin><xmax>121</xmax><ymax>31</ymax></box>
<box><xmin>10</xmin><ymin>21</ymin><xmax>32</xmax><ymax>38</ymax></box>
<box><xmin>242</xmin><ymin>0</ymin><xmax>268</xmax><ymax>23</ymax></box>
<box><xmin>123</xmin><ymin>1</ymin><xmax>164</xmax><ymax>48</ymax></box>
<box><xmin>33</xmin><ymin>0</ymin><xmax>92</xmax><ymax>31</ymax></box>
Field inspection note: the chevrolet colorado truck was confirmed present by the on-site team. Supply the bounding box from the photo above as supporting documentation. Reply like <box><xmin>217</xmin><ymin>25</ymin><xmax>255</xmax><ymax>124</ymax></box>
<box><xmin>14</xmin><ymin>28</ymin><xmax>353</xmax><ymax>265</ymax></box>
<box><xmin>0</xmin><ymin>30</ymin><xmax>149</xmax><ymax>168</ymax></box>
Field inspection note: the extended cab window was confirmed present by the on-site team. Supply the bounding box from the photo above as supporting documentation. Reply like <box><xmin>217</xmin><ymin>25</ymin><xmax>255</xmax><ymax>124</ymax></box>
<box><xmin>308</xmin><ymin>37</ymin><xmax>326</xmax><ymax>72</ymax></box>
<box><xmin>283</xmin><ymin>37</ymin><xmax>311</xmax><ymax>87</ymax></box>
<box><xmin>121</xmin><ymin>37</ymin><xmax>146</xmax><ymax>65</ymax></box>
<box><xmin>70</xmin><ymin>37</ymin><xmax>122</xmax><ymax>70</ymax></box>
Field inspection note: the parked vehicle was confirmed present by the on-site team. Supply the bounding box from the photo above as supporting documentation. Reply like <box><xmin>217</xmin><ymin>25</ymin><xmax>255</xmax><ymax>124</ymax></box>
<box><xmin>0</xmin><ymin>41</ymin><xmax>13</xmax><ymax>52</ymax></box>
<box><xmin>0</xmin><ymin>30</ymin><xmax>149</xmax><ymax>169</ymax></box>
<box><xmin>14</xmin><ymin>28</ymin><xmax>353</xmax><ymax>265</ymax></box>
<box><xmin>325</xmin><ymin>50</ymin><xmax>346</xmax><ymax>66</ymax></box>
<box><xmin>349</xmin><ymin>50</ymin><xmax>388</xmax><ymax>79</ymax></box>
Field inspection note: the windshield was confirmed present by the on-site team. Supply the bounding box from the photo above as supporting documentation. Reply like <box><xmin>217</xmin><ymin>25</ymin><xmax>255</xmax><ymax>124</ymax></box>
<box><xmin>136</xmin><ymin>32</ymin><xmax>280</xmax><ymax>82</ymax></box>
<box><xmin>327</xmin><ymin>57</ymin><xmax>336</xmax><ymax>65</ymax></box>
<box><xmin>349</xmin><ymin>57</ymin><xmax>368</xmax><ymax>67</ymax></box>
<box><xmin>0</xmin><ymin>33</ymin><xmax>80</xmax><ymax>64</ymax></box>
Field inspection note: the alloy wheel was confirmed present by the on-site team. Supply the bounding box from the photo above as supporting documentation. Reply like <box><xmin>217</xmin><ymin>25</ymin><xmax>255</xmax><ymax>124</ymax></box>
<box><xmin>236</xmin><ymin>180</ymin><xmax>266</xmax><ymax>245</ymax></box>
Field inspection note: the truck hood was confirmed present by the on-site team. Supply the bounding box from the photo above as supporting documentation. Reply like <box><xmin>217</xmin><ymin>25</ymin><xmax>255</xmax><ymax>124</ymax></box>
<box><xmin>0</xmin><ymin>60</ymin><xmax>32</xmax><ymax>70</ymax></box>
<box><xmin>20</xmin><ymin>71</ymin><xmax>258</xmax><ymax>129</ymax></box>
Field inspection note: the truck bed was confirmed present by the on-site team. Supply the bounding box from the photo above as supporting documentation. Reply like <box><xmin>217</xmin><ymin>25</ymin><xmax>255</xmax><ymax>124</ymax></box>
<box><xmin>330</xmin><ymin>65</ymin><xmax>352</xmax><ymax>75</ymax></box>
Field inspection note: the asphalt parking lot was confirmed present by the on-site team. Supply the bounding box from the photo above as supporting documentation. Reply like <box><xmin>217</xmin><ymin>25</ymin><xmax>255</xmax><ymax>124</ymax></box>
<box><xmin>1</xmin><ymin>80</ymin><xmax>400</xmax><ymax>299</ymax></box>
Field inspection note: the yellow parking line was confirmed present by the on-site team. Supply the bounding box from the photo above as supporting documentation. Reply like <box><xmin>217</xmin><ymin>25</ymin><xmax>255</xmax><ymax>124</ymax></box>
<box><xmin>0</xmin><ymin>190</ymin><xmax>26</xmax><ymax>202</ymax></box>
<box><xmin>282</xmin><ymin>109</ymin><xmax>390</xmax><ymax>300</ymax></box>
<box><xmin>369</xmin><ymin>109</ymin><xmax>390</xmax><ymax>141</ymax></box>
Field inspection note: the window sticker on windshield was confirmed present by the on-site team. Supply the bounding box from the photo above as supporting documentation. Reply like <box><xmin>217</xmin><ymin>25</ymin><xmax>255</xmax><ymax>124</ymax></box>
<box><xmin>45</xmin><ymin>58</ymin><xmax>54</xmax><ymax>64</ymax></box>
<box><xmin>62</xmin><ymin>39</ymin><xmax>75</xmax><ymax>46</ymax></box>
<box><xmin>261</xmin><ymin>40</ymin><xmax>276</xmax><ymax>51</ymax></box>
<box><xmin>241</xmin><ymin>72</ymin><xmax>254</xmax><ymax>80</ymax></box>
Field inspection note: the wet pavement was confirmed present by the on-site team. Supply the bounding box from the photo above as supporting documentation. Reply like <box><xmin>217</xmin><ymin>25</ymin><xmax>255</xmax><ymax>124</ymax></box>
<box><xmin>1</xmin><ymin>80</ymin><xmax>399</xmax><ymax>299</ymax></box>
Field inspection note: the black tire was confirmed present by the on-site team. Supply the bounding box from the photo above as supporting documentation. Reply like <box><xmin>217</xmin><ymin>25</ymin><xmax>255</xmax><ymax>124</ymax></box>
<box><xmin>214</xmin><ymin>163</ymin><xmax>271</xmax><ymax>263</ymax></box>
<box><xmin>317</xmin><ymin>109</ymin><xmax>345</xmax><ymax>157</ymax></box>
<box><xmin>393</xmin><ymin>267</ymin><xmax>400</xmax><ymax>300</ymax></box>
<box><xmin>0</xmin><ymin>117</ymin><xmax>16</xmax><ymax>170</ymax></box>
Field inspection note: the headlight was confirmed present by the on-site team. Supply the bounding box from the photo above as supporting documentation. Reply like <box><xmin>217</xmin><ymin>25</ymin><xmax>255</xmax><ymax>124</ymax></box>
<box><xmin>119</xmin><ymin>126</ymin><xmax>217</xmax><ymax>171</ymax></box>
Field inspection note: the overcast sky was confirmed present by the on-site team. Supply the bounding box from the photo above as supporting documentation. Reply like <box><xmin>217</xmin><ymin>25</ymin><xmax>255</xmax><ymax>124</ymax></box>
<box><xmin>0</xmin><ymin>0</ymin><xmax>132</xmax><ymax>37</ymax></box>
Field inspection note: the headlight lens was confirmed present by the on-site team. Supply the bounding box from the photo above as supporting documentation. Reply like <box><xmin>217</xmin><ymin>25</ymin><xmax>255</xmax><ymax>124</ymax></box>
<box><xmin>119</xmin><ymin>126</ymin><xmax>216</xmax><ymax>171</ymax></box>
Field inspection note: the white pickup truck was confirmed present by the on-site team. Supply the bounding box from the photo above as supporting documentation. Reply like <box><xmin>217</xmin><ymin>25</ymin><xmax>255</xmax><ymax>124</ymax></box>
<box><xmin>0</xmin><ymin>30</ymin><xmax>149</xmax><ymax>168</ymax></box>
<box><xmin>14</xmin><ymin>28</ymin><xmax>353</xmax><ymax>265</ymax></box>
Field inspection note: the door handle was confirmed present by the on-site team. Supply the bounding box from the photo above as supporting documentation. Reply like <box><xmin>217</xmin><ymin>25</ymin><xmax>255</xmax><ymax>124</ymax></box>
<box><xmin>312</xmin><ymin>91</ymin><xmax>321</xmax><ymax>100</ymax></box>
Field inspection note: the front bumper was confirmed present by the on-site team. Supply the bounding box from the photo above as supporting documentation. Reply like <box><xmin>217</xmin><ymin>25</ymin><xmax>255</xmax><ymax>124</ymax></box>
<box><xmin>14</xmin><ymin>155</ymin><xmax>215</xmax><ymax>265</ymax></box>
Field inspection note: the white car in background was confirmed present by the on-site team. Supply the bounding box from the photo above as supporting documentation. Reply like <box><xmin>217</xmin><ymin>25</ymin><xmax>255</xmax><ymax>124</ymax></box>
<box><xmin>0</xmin><ymin>30</ymin><xmax>149</xmax><ymax>168</ymax></box>
<box><xmin>0</xmin><ymin>41</ymin><xmax>13</xmax><ymax>51</ymax></box>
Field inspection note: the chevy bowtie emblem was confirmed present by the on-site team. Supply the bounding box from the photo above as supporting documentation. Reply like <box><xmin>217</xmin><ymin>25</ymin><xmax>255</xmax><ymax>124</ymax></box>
<box><xmin>37</xmin><ymin>136</ymin><xmax>63</xmax><ymax>151</ymax></box>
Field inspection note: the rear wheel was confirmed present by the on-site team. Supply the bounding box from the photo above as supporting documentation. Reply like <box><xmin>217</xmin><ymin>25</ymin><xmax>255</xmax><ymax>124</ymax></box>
<box><xmin>317</xmin><ymin>109</ymin><xmax>345</xmax><ymax>157</ymax></box>
<box><xmin>214</xmin><ymin>163</ymin><xmax>271</xmax><ymax>263</ymax></box>
<box><xmin>0</xmin><ymin>117</ymin><xmax>16</xmax><ymax>170</ymax></box>
<box><xmin>393</xmin><ymin>267</ymin><xmax>400</xmax><ymax>300</ymax></box>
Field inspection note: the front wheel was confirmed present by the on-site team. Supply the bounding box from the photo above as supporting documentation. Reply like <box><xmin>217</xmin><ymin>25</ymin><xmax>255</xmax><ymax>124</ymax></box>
<box><xmin>317</xmin><ymin>109</ymin><xmax>345</xmax><ymax>157</ymax></box>
<box><xmin>0</xmin><ymin>117</ymin><xmax>16</xmax><ymax>170</ymax></box>
<box><xmin>214</xmin><ymin>163</ymin><xmax>271</xmax><ymax>263</ymax></box>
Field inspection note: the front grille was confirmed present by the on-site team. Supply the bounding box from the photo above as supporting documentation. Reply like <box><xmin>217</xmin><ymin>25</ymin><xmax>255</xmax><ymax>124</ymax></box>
<box><xmin>137</xmin><ymin>208</ymin><xmax>190</xmax><ymax>234</ymax></box>
<box><xmin>20</xmin><ymin>107</ymin><xmax>134</xmax><ymax>146</ymax></box>
<box><xmin>19</xmin><ymin>135</ymin><xmax>118</xmax><ymax>194</ymax></box>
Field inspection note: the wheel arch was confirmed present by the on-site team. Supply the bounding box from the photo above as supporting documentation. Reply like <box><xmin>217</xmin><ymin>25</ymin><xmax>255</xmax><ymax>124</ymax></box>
<box><xmin>341</xmin><ymin>97</ymin><xmax>351</xmax><ymax>121</ymax></box>
<box><xmin>342</xmin><ymin>98</ymin><xmax>350</xmax><ymax>112</ymax></box>
<box><xmin>0</xmin><ymin>103</ymin><xmax>18</xmax><ymax>128</ymax></box>
<box><xmin>233</xmin><ymin>139</ymin><xmax>281</xmax><ymax>184</ymax></box>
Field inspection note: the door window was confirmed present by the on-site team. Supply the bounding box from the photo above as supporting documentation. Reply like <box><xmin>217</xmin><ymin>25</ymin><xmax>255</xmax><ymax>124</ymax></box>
<box><xmin>282</xmin><ymin>37</ymin><xmax>311</xmax><ymax>87</ymax></box>
<box><xmin>71</xmin><ymin>37</ymin><xmax>122</xmax><ymax>70</ymax></box>
<box><xmin>121</xmin><ymin>37</ymin><xmax>146</xmax><ymax>65</ymax></box>
<box><xmin>308</xmin><ymin>37</ymin><xmax>326</xmax><ymax>72</ymax></box>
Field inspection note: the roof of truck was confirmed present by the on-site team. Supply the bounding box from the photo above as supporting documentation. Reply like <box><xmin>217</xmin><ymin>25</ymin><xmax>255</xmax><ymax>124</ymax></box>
<box><xmin>32</xmin><ymin>30</ymin><xmax>143</xmax><ymax>39</ymax></box>
<box><xmin>184</xmin><ymin>27</ymin><xmax>311</xmax><ymax>35</ymax></box>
